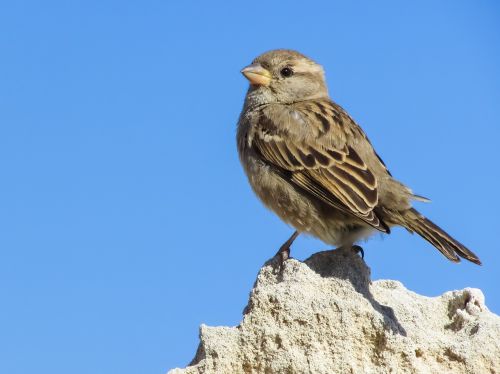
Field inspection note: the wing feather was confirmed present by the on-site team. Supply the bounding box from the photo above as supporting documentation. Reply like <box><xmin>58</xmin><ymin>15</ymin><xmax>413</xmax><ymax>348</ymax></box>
<box><xmin>251</xmin><ymin>104</ymin><xmax>389</xmax><ymax>233</ymax></box>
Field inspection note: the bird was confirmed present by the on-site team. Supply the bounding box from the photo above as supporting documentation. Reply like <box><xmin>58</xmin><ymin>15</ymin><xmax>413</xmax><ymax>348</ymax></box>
<box><xmin>236</xmin><ymin>49</ymin><xmax>481</xmax><ymax>266</ymax></box>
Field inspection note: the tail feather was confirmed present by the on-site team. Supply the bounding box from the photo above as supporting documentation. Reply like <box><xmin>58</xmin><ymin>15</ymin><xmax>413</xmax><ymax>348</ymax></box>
<box><xmin>404</xmin><ymin>208</ymin><xmax>481</xmax><ymax>265</ymax></box>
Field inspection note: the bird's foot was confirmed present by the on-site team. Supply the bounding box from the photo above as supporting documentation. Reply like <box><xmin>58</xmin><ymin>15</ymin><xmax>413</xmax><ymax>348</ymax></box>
<box><xmin>335</xmin><ymin>244</ymin><xmax>364</xmax><ymax>259</ymax></box>
<box><xmin>273</xmin><ymin>231</ymin><xmax>299</xmax><ymax>270</ymax></box>
<box><xmin>351</xmin><ymin>245</ymin><xmax>364</xmax><ymax>259</ymax></box>
<box><xmin>274</xmin><ymin>243</ymin><xmax>290</xmax><ymax>270</ymax></box>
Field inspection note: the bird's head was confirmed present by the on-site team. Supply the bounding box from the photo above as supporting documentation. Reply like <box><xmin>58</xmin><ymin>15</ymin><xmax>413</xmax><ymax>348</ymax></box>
<box><xmin>241</xmin><ymin>49</ymin><xmax>328</xmax><ymax>106</ymax></box>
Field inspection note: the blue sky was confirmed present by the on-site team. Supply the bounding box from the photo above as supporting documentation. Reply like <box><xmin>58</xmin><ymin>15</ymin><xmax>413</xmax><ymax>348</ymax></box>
<box><xmin>0</xmin><ymin>1</ymin><xmax>499</xmax><ymax>373</ymax></box>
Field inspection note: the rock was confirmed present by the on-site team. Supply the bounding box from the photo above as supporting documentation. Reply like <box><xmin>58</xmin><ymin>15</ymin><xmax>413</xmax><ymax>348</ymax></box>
<box><xmin>168</xmin><ymin>249</ymin><xmax>500</xmax><ymax>374</ymax></box>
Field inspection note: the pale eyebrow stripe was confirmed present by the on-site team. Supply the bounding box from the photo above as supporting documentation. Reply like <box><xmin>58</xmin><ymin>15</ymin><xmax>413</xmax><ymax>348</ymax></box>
<box><xmin>291</xmin><ymin>61</ymin><xmax>324</xmax><ymax>74</ymax></box>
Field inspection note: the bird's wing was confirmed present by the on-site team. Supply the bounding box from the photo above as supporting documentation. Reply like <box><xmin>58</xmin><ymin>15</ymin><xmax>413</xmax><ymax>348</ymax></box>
<box><xmin>251</xmin><ymin>101</ymin><xmax>389</xmax><ymax>233</ymax></box>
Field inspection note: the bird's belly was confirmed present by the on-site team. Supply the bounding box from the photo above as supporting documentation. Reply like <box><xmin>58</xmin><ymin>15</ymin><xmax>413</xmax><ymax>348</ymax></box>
<box><xmin>243</xmin><ymin>156</ymin><xmax>375</xmax><ymax>246</ymax></box>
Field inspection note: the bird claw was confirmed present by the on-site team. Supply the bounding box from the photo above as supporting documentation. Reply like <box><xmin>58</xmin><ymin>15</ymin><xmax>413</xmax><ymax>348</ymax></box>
<box><xmin>274</xmin><ymin>245</ymin><xmax>290</xmax><ymax>271</ymax></box>
<box><xmin>273</xmin><ymin>231</ymin><xmax>299</xmax><ymax>271</ymax></box>
<box><xmin>351</xmin><ymin>245</ymin><xmax>364</xmax><ymax>259</ymax></box>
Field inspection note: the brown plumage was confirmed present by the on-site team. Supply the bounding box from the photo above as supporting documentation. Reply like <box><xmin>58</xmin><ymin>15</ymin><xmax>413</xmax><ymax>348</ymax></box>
<box><xmin>237</xmin><ymin>49</ymin><xmax>481</xmax><ymax>265</ymax></box>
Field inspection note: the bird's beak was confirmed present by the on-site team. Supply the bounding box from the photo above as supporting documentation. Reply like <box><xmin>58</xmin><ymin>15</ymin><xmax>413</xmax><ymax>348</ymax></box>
<box><xmin>241</xmin><ymin>64</ymin><xmax>272</xmax><ymax>86</ymax></box>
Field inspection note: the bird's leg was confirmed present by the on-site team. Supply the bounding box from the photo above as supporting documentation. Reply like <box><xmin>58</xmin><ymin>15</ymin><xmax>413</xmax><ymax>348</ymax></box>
<box><xmin>336</xmin><ymin>244</ymin><xmax>364</xmax><ymax>259</ymax></box>
<box><xmin>275</xmin><ymin>231</ymin><xmax>299</xmax><ymax>266</ymax></box>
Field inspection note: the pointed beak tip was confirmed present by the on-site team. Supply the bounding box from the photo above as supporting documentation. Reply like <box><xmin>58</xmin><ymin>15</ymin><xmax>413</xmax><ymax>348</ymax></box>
<box><xmin>241</xmin><ymin>64</ymin><xmax>272</xmax><ymax>86</ymax></box>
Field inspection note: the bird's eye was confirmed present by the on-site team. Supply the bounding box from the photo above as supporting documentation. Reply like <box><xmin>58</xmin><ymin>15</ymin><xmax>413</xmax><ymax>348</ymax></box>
<box><xmin>280</xmin><ymin>67</ymin><xmax>294</xmax><ymax>78</ymax></box>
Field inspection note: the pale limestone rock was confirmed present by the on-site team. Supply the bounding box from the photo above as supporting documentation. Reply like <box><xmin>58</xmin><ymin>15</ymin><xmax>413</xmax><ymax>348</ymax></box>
<box><xmin>169</xmin><ymin>249</ymin><xmax>500</xmax><ymax>374</ymax></box>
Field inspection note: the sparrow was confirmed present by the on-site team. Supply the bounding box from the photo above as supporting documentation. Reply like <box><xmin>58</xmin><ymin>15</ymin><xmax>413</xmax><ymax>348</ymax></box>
<box><xmin>236</xmin><ymin>49</ymin><xmax>481</xmax><ymax>265</ymax></box>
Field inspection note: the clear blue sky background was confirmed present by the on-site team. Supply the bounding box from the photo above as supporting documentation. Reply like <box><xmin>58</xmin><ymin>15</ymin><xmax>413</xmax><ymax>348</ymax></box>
<box><xmin>0</xmin><ymin>1</ymin><xmax>499</xmax><ymax>373</ymax></box>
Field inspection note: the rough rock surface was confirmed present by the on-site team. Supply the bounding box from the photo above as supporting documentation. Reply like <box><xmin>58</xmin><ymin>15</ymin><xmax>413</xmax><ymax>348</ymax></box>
<box><xmin>169</xmin><ymin>249</ymin><xmax>500</xmax><ymax>374</ymax></box>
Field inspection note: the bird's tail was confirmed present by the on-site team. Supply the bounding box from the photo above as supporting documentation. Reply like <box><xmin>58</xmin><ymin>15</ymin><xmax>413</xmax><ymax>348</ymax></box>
<box><xmin>402</xmin><ymin>208</ymin><xmax>481</xmax><ymax>265</ymax></box>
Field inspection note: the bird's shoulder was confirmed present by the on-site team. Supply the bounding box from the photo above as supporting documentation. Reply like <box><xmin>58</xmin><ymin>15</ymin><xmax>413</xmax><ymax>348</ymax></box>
<box><xmin>244</xmin><ymin>99</ymin><xmax>396</xmax><ymax>186</ymax></box>
<box><xmin>245</xmin><ymin>99</ymin><xmax>364</xmax><ymax>141</ymax></box>
<box><xmin>244</xmin><ymin>99</ymin><xmax>373</xmax><ymax>154</ymax></box>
